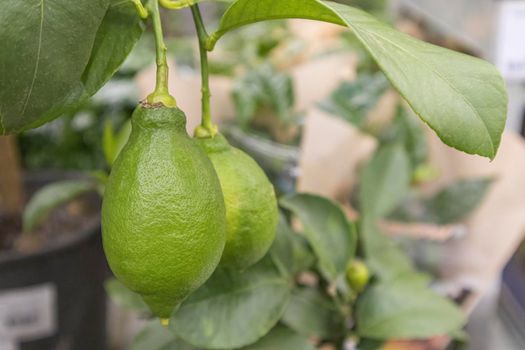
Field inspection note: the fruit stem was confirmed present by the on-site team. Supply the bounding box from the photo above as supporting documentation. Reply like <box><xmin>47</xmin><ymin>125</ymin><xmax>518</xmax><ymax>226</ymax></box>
<box><xmin>147</xmin><ymin>0</ymin><xmax>177</xmax><ymax>107</ymax></box>
<box><xmin>131</xmin><ymin>0</ymin><xmax>149</xmax><ymax>19</ymax></box>
<box><xmin>190</xmin><ymin>4</ymin><xmax>218</xmax><ymax>138</ymax></box>
<box><xmin>159</xmin><ymin>0</ymin><xmax>194</xmax><ymax>10</ymax></box>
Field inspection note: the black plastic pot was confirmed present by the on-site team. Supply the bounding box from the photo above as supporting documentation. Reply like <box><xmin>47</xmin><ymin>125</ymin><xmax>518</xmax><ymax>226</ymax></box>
<box><xmin>0</xmin><ymin>173</ymin><xmax>107</xmax><ymax>350</ymax></box>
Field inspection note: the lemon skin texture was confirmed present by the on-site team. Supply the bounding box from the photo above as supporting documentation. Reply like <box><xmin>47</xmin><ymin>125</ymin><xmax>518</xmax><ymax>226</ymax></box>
<box><xmin>102</xmin><ymin>105</ymin><xmax>226</xmax><ymax>318</ymax></box>
<box><xmin>197</xmin><ymin>133</ymin><xmax>278</xmax><ymax>269</ymax></box>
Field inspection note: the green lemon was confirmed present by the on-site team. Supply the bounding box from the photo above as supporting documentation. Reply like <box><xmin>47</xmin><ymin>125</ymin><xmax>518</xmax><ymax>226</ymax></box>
<box><xmin>197</xmin><ymin>133</ymin><xmax>278</xmax><ymax>269</ymax></box>
<box><xmin>102</xmin><ymin>104</ymin><xmax>226</xmax><ymax>319</ymax></box>
<box><xmin>346</xmin><ymin>260</ymin><xmax>370</xmax><ymax>293</ymax></box>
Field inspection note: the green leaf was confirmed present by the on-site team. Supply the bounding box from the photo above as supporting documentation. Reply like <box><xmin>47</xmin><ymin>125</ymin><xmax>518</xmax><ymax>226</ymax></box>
<box><xmin>359</xmin><ymin>144</ymin><xmax>411</xmax><ymax>219</ymax></box>
<box><xmin>208</xmin><ymin>0</ymin><xmax>507</xmax><ymax>159</ymax></box>
<box><xmin>83</xmin><ymin>0</ymin><xmax>147</xmax><ymax>94</ymax></box>
<box><xmin>0</xmin><ymin>0</ymin><xmax>145</xmax><ymax>134</ymax></box>
<box><xmin>23</xmin><ymin>179</ymin><xmax>96</xmax><ymax>232</ymax></box>
<box><xmin>282</xmin><ymin>287</ymin><xmax>344</xmax><ymax>339</ymax></box>
<box><xmin>171</xmin><ymin>256</ymin><xmax>291</xmax><ymax>349</ymax></box>
<box><xmin>104</xmin><ymin>278</ymin><xmax>149</xmax><ymax>313</ymax></box>
<box><xmin>280</xmin><ymin>194</ymin><xmax>357</xmax><ymax>282</ymax></box>
<box><xmin>240</xmin><ymin>324</ymin><xmax>315</xmax><ymax>350</ymax></box>
<box><xmin>270</xmin><ymin>214</ymin><xmax>316</xmax><ymax>278</ymax></box>
<box><xmin>356</xmin><ymin>278</ymin><xmax>465</xmax><ymax>339</ymax></box>
<box><xmin>390</xmin><ymin>177</ymin><xmax>494</xmax><ymax>225</ymax></box>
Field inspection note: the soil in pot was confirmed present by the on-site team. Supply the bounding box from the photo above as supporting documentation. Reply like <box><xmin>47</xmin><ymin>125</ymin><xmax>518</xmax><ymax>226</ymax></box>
<box><xmin>0</xmin><ymin>175</ymin><xmax>107</xmax><ymax>350</ymax></box>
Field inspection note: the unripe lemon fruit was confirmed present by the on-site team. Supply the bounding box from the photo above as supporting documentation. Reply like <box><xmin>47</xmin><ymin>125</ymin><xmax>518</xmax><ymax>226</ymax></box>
<box><xmin>346</xmin><ymin>260</ymin><xmax>370</xmax><ymax>293</ymax></box>
<box><xmin>197</xmin><ymin>133</ymin><xmax>279</xmax><ymax>269</ymax></box>
<box><xmin>102</xmin><ymin>104</ymin><xmax>226</xmax><ymax>318</ymax></box>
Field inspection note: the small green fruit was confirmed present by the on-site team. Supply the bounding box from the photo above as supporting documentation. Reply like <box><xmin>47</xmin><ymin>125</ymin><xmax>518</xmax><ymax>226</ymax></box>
<box><xmin>346</xmin><ymin>260</ymin><xmax>370</xmax><ymax>293</ymax></box>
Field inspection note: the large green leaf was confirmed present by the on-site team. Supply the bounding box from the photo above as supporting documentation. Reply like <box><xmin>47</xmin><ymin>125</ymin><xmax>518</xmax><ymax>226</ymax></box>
<box><xmin>207</xmin><ymin>0</ymin><xmax>507</xmax><ymax>159</ymax></box>
<box><xmin>359</xmin><ymin>144</ymin><xmax>411</xmax><ymax>219</ymax></box>
<box><xmin>83</xmin><ymin>0</ymin><xmax>147</xmax><ymax>95</ymax></box>
<box><xmin>171</xmin><ymin>256</ymin><xmax>291</xmax><ymax>349</ymax></box>
<box><xmin>280</xmin><ymin>194</ymin><xmax>356</xmax><ymax>282</ymax></box>
<box><xmin>356</xmin><ymin>278</ymin><xmax>465</xmax><ymax>339</ymax></box>
<box><xmin>282</xmin><ymin>287</ymin><xmax>344</xmax><ymax>339</ymax></box>
<box><xmin>0</xmin><ymin>0</ymin><xmax>145</xmax><ymax>134</ymax></box>
<box><xmin>23</xmin><ymin>179</ymin><xmax>96</xmax><ymax>232</ymax></box>
<box><xmin>240</xmin><ymin>325</ymin><xmax>315</xmax><ymax>350</ymax></box>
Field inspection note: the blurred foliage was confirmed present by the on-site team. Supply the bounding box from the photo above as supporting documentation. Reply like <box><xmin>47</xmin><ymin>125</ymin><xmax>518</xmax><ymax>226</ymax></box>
<box><xmin>390</xmin><ymin>177</ymin><xmax>495</xmax><ymax>225</ymax></box>
<box><xmin>320</xmin><ymin>73</ymin><xmax>389</xmax><ymax>130</ymax></box>
<box><xmin>232</xmin><ymin>63</ymin><xmax>295</xmax><ymax>129</ymax></box>
<box><xmin>210</xmin><ymin>21</ymin><xmax>290</xmax><ymax>74</ymax></box>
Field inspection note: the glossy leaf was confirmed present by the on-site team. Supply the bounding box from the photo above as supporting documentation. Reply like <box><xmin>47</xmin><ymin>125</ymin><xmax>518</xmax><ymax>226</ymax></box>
<box><xmin>105</xmin><ymin>278</ymin><xmax>149</xmax><ymax>313</ymax></box>
<box><xmin>208</xmin><ymin>0</ymin><xmax>507</xmax><ymax>159</ymax></box>
<box><xmin>359</xmin><ymin>144</ymin><xmax>411</xmax><ymax>219</ymax></box>
<box><xmin>23</xmin><ymin>179</ymin><xmax>96</xmax><ymax>232</ymax></box>
<box><xmin>0</xmin><ymin>0</ymin><xmax>145</xmax><ymax>134</ymax></box>
<box><xmin>240</xmin><ymin>325</ymin><xmax>315</xmax><ymax>350</ymax></box>
<box><xmin>83</xmin><ymin>0</ymin><xmax>147</xmax><ymax>94</ymax></box>
<box><xmin>280</xmin><ymin>194</ymin><xmax>356</xmax><ymax>282</ymax></box>
<box><xmin>282</xmin><ymin>287</ymin><xmax>344</xmax><ymax>339</ymax></box>
<box><xmin>171</xmin><ymin>257</ymin><xmax>291</xmax><ymax>349</ymax></box>
<box><xmin>356</xmin><ymin>278</ymin><xmax>465</xmax><ymax>339</ymax></box>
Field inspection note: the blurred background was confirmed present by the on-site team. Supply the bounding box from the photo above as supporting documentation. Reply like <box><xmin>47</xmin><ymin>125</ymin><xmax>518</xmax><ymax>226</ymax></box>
<box><xmin>1</xmin><ymin>0</ymin><xmax>525</xmax><ymax>349</ymax></box>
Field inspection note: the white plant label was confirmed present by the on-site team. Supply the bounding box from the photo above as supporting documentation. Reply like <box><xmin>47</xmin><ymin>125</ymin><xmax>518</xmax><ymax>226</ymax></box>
<box><xmin>0</xmin><ymin>284</ymin><xmax>57</xmax><ymax>343</ymax></box>
<box><xmin>497</xmin><ymin>1</ymin><xmax>525</xmax><ymax>81</ymax></box>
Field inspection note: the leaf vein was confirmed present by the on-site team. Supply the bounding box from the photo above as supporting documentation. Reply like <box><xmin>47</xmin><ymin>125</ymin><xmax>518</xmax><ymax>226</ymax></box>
<box><xmin>21</xmin><ymin>0</ymin><xmax>45</xmax><ymax>117</ymax></box>
<box><xmin>361</xmin><ymin>28</ymin><xmax>494</xmax><ymax>151</ymax></box>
